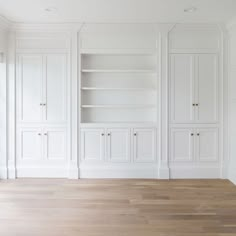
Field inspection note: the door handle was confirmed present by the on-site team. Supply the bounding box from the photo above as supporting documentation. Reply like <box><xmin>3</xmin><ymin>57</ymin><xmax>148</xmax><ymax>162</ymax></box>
<box><xmin>107</xmin><ymin>133</ymin><xmax>111</xmax><ymax>136</ymax></box>
<box><xmin>101</xmin><ymin>133</ymin><xmax>104</xmax><ymax>136</ymax></box>
<box><xmin>191</xmin><ymin>133</ymin><xmax>194</xmax><ymax>136</ymax></box>
<box><xmin>197</xmin><ymin>133</ymin><xmax>200</xmax><ymax>136</ymax></box>
<box><xmin>134</xmin><ymin>133</ymin><xmax>137</xmax><ymax>136</ymax></box>
<box><xmin>44</xmin><ymin>133</ymin><xmax>47</xmax><ymax>136</ymax></box>
<box><xmin>38</xmin><ymin>133</ymin><xmax>41</xmax><ymax>136</ymax></box>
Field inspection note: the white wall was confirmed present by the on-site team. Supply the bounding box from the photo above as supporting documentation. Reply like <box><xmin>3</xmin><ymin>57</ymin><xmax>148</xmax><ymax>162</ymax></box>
<box><xmin>0</xmin><ymin>27</ymin><xmax>8</xmax><ymax>178</ymax></box>
<box><xmin>228</xmin><ymin>24</ymin><xmax>236</xmax><ymax>184</ymax></box>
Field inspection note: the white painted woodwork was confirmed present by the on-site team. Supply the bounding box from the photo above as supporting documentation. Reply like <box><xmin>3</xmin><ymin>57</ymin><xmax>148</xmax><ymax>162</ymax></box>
<box><xmin>106</xmin><ymin>128</ymin><xmax>130</xmax><ymax>162</ymax></box>
<box><xmin>18</xmin><ymin>55</ymin><xmax>43</xmax><ymax>122</ymax></box>
<box><xmin>170</xmin><ymin>54</ymin><xmax>218</xmax><ymax>124</ymax></box>
<box><xmin>133</xmin><ymin>128</ymin><xmax>156</xmax><ymax>162</ymax></box>
<box><xmin>45</xmin><ymin>55</ymin><xmax>67</xmax><ymax>122</ymax></box>
<box><xmin>196</xmin><ymin>128</ymin><xmax>218</xmax><ymax>162</ymax></box>
<box><xmin>195</xmin><ymin>54</ymin><xmax>218</xmax><ymax>123</ymax></box>
<box><xmin>170</xmin><ymin>54</ymin><xmax>194</xmax><ymax>123</ymax></box>
<box><xmin>18</xmin><ymin>127</ymin><xmax>42</xmax><ymax>160</ymax></box>
<box><xmin>80</xmin><ymin>129</ymin><xmax>105</xmax><ymax>162</ymax></box>
<box><xmin>43</xmin><ymin>128</ymin><xmax>66</xmax><ymax>160</ymax></box>
<box><xmin>170</xmin><ymin>128</ymin><xmax>219</xmax><ymax>163</ymax></box>
<box><xmin>170</xmin><ymin>128</ymin><xmax>194</xmax><ymax>162</ymax></box>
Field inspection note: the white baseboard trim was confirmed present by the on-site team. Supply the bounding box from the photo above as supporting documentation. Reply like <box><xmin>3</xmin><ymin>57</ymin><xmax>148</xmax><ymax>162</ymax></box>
<box><xmin>228</xmin><ymin>171</ymin><xmax>236</xmax><ymax>185</ymax></box>
<box><xmin>158</xmin><ymin>166</ymin><xmax>170</xmax><ymax>179</ymax></box>
<box><xmin>8</xmin><ymin>166</ymin><xmax>16</xmax><ymax>179</ymax></box>
<box><xmin>16</xmin><ymin>167</ymin><xmax>68</xmax><ymax>178</ymax></box>
<box><xmin>79</xmin><ymin>166</ymin><xmax>159</xmax><ymax>179</ymax></box>
<box><xmin>170</xmin><ymin>166</ymin><xmax>221</xmax><ymax>179</ymax></box>
<box><xmin>0</xmin><ymin>167</ymin><xmax>7</xmax><ymax>179</ymax></box>
<box><xmin>68</xmin><ymin>167</ymin><xmax>79</xmax><ymax>179</ymax></box>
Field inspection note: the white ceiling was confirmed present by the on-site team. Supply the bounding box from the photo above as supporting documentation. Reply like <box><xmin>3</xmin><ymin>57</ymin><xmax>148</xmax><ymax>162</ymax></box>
<box><xmin>0</xmin><ymin>0</ymin><xmax>236</xmax><ymax>24</ymax></box>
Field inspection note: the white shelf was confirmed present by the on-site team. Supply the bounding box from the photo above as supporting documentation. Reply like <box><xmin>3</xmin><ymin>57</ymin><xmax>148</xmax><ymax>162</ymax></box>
<box><xmin>81</xmin><ymin>69</ymin><xmax>157</xmax><ymax>73</ymax></box>
<box><xmin>81</xmin><ymin>87</ymin><xmax>155</xmax><ymax>91</ymax></box>
<box><xmin>81</xmin><ymin>105</ymin><xmax>156</xmax><ymax>108</ymax></box>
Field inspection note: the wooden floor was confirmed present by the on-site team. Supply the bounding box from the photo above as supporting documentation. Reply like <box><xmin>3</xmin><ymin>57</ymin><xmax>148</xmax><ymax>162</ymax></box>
<box><xmin>0</xmin><ymin>179</ymin><xmax>236</xmax><ymax>236</ymax></box>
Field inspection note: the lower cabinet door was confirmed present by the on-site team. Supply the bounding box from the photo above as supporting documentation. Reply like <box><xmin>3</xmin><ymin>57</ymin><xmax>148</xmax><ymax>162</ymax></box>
<box><xmin>18</xmin><ymin>127</ymin><xmax>43</xmax><ymax>160</ymax></box>
<box><xmin>133</xmin><ymin>128</ymin><xmax>156</xmax><ymax>162</ymax></box>
<box><xmin>170</xmin><ymin>128</ymin><xmax>194</xmax><ymax>162</ymax></box>
<box><xmin>106</xmin><ymin>128</ymin><xmax>130</xmax><ymax>162</ymax></box>
<box><xmin>80</xmin><ymin>129</ymin><xmax>105</xmax><ymax>162</ymax></box>
<box><xmin>196</xmin><ymin>128</ymin><xmax>218</xmax><ymax>162</ymax></box>
<box><xmin>43</xmin><ymin>127</ymin><xmax>66</xmax><ymax>160</ymax></box>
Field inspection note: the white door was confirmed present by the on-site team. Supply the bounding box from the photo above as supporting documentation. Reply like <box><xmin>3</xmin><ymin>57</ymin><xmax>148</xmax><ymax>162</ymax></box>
<box><xmin>106</xmin><ymin>129</ymin><xmax>130</xmax><ymax>162</ymax></box>
<box><xmin>44</xmin><ymin>54</ymin><xmax>67</xmax><ymax>123</ymax></box>
<box><xmin>196</xmin><ymin>128</ymin><xmax>218</xmax><ymax>162</ymax></box>
<box><xmin>18</xmin><ymin>55</ymin><xmax>43</xmax><ymax>122</ymax></box>
<box><xmin>170</xmin><ymin>128</ymin><xmax>194</xmax><ymax>162</ymax></box>
<box><xmin>43</xmin><ymin>128</ymin><xmax>66</xmax><ymax>160</ymax></box>
<box><xmin>170</xmin><ymin>54</ymin><xmax>195</xmax><ymax>123</ymax></box>
<box><xmin>18</xmin><ymin>127</ymin><xmax>42</xmax><ymax>160</ymax></box>
<box><xmin>195</xmin><ymin>54</ymin><xmax>218</xmax><ymax>123</ymax></box>
<box><xmin>133</xmin><ymin>128</ymin><xmax>156</xmax><ymax>162</ymax></box>
<box><xmin>80</xmin><ymin>129</ymin><xmax>105</xmax><ymax>162</ymax></box>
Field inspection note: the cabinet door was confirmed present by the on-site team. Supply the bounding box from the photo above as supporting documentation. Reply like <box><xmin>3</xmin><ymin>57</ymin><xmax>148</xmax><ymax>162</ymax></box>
<box><xmin>18</xmin><ymin>127</ymin><xmax>42</xmax><ymax>160</ymax></box>
<box><xmin>80</xmin><ymin>129</ymin><xmax>105</xmax><ymax>162</ymax></box>
<box><xmin>106</xmin><ymin>129</ymin><xmax>130</xmax><ymax>162</ymax></box>
<box><xmin>18</xmin><ymin>55</ymin><xmax>43</xmax><ymax>122</ymax></box>
<box><xmin>196</xmin><ymin>128</ymin><xmax>218</xmax><ymax>162</ymax></box>
<box><xmin>43</xmin><ymin>128</ymin><xmax>66</xmax><ymax>160</ymax></box>
<box><xmin>44</xmin><ymin>55</ymin><xmax>67</xmax><ymax>122</ymax></box>
<box><xmin>133</xmin><ymin>128</ymin><xmax>156</xmax><ymax>162</ymax></box>
<box><xmin>170</xmin><ymin>54</ymin><xmax>195</xmax><ymax>123</ymax></box>
<box><xmin>170</xmin><ymin>128</ymin><xmax>194</xmax><ymax>162</ymax></box>
<box><xmin>195</xmin><ymin>54</ymin><xmax>218</xmax><ymax>123</ymax></box>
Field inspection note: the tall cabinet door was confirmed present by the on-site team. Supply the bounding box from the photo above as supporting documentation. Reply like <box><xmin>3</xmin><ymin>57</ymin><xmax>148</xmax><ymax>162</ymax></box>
<box><xmin>170</xmin><ymin>128</ymin><xmax>194</xmax><ymax>162</ymax></box>
<box><xmin>18</xmin><ymin>55</ymin><xmax>43</xmax><ymax>122</ymax></box>
<box><xmin>44</xmin><ymin>54</ymin><xmax>67</xmax><ymax>123</ymax></box>
<box><xmin>195</xmin><ymin>54</ymin><xmax>218</xmax><ymax>123</ymax></box>
<box><xmin>106</xmin><ymin>129</ymin><xmax>130</xmax><ymax>162</ymax></box>
<box><xmin>196</xmin><ymin>128</ymin><xmax>218</xmax><ymax>162</ymax></box>
<box><xmin>170</xmin><ymin>54</ymin><xmax>195</xmax><ymax>123</ymax></box>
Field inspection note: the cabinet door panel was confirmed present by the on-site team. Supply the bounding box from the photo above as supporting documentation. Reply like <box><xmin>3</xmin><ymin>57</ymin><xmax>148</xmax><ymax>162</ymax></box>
<box><xmin>19</xmin><ymin>55</ymin><xmax>43</xmax><ymax>122</ymax></box>
<box><xmin>18</xmin><ymin>128</ymin><xmax>42</xmax><ymax>160</ymax></box>
<box><xmin>133</xmin><ymin>128</ymin><xmax>156</xmax><ymax>162</ymax></box>
<box><xmin>45</xmin><ymin>55</ymin><xmax>67</xmax><ymax>122</ymax></box>
<box><xmin>196</xmin><ymin>128</ymin><xmax>218</xmax><ymax>162</ymax></box>
<box><xmin>196</xmin><ymin>54</ymin><xmax>218</xmax><ymax>123</ymax></box>
<box><xmin>170</xmin><ymin>54</ymin><xmax>194</xmax><ymax>123</ymax></box>
<box><xmin>81</xmin><ymin>129</ymin><xmax>105</xmax><ymax>162</ymax></box>
<box><xmin>170</xmin><ymin>128</ymin><xmax>194</xmax><ymax>162</ymax></box>
<box><xmin>44</xmin><ymin>128</ymin><xmax>66</xmax><ymax>160</ymax></box>
<box><xmin>107</xmin><ymin>129</ymin><xmax>130</xmax><ymax>162</ymax></box>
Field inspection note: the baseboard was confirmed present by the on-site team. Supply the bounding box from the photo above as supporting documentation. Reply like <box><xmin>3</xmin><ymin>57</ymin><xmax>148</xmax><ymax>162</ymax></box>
<box><xmin>16</xmin><ymin>167</ymin><xmax>68</xmax><ymax>178</ymax></box>
<box><xmin>68</xmin><ymin>166</ymin><xmax>79</xmax><ymax>179</ymax></box>
<box><xmin>0</xmin><ymin>167</ymin><xmax>7</xmax><ymax>179</ymax></box>
<box><xmin>79</xmin><ymin>166</ymin><xmax>159</xmax><ymax>179</ymax></box>
<box><xmin>228</xmin><ymin>170</ymin><xmax>236</xmax><ymax>185</ymax></box>
<box><xmin>170</xmin><ymin>166</ymin><xmax>221</xmax><ymax>179</ymax></box>
<box><xmin>158</xmin><ymin>166</ymin><xmax>170</xmax><ymax>179</ymax></box>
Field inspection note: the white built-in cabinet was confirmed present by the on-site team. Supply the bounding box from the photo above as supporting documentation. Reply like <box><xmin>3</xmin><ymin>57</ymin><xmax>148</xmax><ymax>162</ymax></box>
<box><xmin>16</xmin><ymin>53</ymin><xmax>68</xmax><ymax>176</ymax></box>
<box><xmin>18</xmin><ymin>54</ymin><xmax>67</xmax><ymax>123</ymax></box>
<box><xmin>170</xmin><ymin>52</ymin><xmax>220</xmax><ymax>170</ymax></box>
<box><xmin>170</xmin><ymin>128</ymin><xmax>218</xmax><ymax>162</ymax></box>
<box><xmin>170</xmin><ymin>54</ymin><xmax>218</xmax><ymax>124</ymax></box>
<box><xmin>18</xmin><ymin>127</ymin><xmax>66</xmax><ymax>161</ymax></box>
<box><xmin>81</xmin><ymin>128</ymin><xmax>156</xmax><ymax>163</ymax></box>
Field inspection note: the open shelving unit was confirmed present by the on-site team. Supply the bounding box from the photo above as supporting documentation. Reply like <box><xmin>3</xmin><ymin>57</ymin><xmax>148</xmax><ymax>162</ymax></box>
<box><xmin>80</xmin><ymin>53</ymin><xmax>158</xmax><ymax>123</ymax></box>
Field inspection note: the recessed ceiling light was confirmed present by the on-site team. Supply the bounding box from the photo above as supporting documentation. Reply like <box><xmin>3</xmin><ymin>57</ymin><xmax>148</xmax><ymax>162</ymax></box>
<box><xmin>45</xmin><ymin>7</ymin><xmax>58</xmax><ymax>13</ymax></box>
<box><xmin>184</xmin><ymin>7</ymin><xmax>197</xmax><ymax>13</ymax></box>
